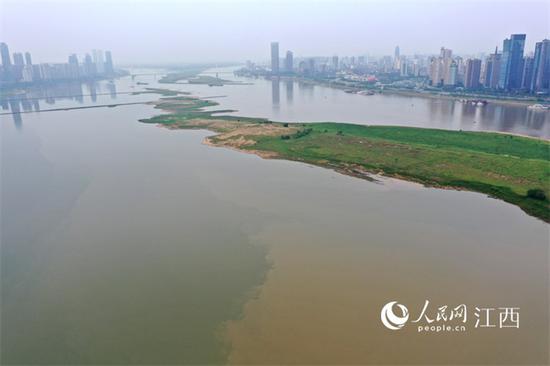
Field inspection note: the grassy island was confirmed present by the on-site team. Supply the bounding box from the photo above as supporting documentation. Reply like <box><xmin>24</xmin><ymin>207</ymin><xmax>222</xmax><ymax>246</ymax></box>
<box><xmin>140</xmin><ymin>96</ymin><xmax>550</xmax><ymax>222</ymax></box>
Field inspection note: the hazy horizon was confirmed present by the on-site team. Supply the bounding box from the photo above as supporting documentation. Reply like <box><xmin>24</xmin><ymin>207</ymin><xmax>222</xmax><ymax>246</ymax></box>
<box><xmin>1</xmin><ymin>0</ymin><xmax>549</xmax><ymax>64</ymax></box>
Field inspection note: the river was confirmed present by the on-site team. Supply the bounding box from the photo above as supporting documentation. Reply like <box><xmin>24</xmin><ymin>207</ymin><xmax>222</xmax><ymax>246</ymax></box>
<box><xmin>1</xmin><ymin>68</ymin><xmax>548</xmax><ymax>364</ymax></box>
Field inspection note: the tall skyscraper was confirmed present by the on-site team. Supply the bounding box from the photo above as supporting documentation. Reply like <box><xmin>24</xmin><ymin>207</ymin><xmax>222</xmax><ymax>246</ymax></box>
<box><xmin>530</xmin><ymin>39</ymin><xmax>550</xmax><ymax>93</ymax></box>
<box><xmin>464</xmin><ymin>58</ymin><xmax>482</xmax><ymax>89</ymax></box>
<box><xmin>429</xmin><ymin>56</ymin><xmax>443</xmax><ymax>86</ymax></box>
<box><xmin>308</xmin><ymin>58</ymin><xmax>315</xmax><ymax>75</ymax></box>
<box><xmin>84</xmin><ymin>53</ymin><xmax>96</xmax><ymax>76</ymax></box>
<box><xmin>498</xmin><ymin>34</ymin><xmax>526</xmax><ymax>90</ymax></box>
<box><xmin>31</xmin><ymin>64</ymin><xmax>42</xmax><ymax>81</ymax></box>
<box><xmin>394</xmin><ymin>46</ymin><xmax>400</xmax><ymax>70</ymax></box>
<box><xmin>455</xmin><ymin>56</ymin><xmax>465</xmax><ymax>84</ymax></box>
<box><xmin>448</xmin><ymin>60</ymin><xmax>458</xmax><ymax>85</ymax></box>
<box><xmin>270</xmin><ymin>42</ymin><xmax>279</xmax><ymax>75</ymax></box>
<box><xmin>440</xmin><ymin>47</ymin><xmax>454</xmax><ymax>85</ymax></box>
<box><xmin>68</xmin><ymin>54</ymin><xmax>79</xmax><ymax>78</ymax></box>
<box><xmin>484</xmin><ymin>47</ymin><xmax>502</xmax><ymax>89</ymax></box>
<box><xmin>11</xmin><ymin>52</ymin><xmax>24</xmax><ymax>81</ymax></box>
<box><xmin>68</xmin><ymin>54</ymin><xmax>79</xmax><ymax>65</ymax></box>
<box><xmin>105</xmin><ymin>50</ymin><xmax>114</xmax><ymax>74</ymax></box>
<box><xmin>521</xmin><ymin>56</ymin><xmax>535</xmax><ymax>90</ymax></box>
<box><xmin>284</xmin><ymin>50</ymin><xmax>293</xmax><ymax>73</ymax></box>
<box><xmin>13</xmin><ymin>52</ymin><xmax>24</xmax><ymax>66</ymax></box>
<box><xmin>24</xmin><ymin>52</ymin><xmax>32</xmax><ymax>65</ymax></box>
<box><xmin>400</xmin><ymin>56</ymin><xmax>408</xmax><ymax>77</ymax></box>
<box><xmin>0</xmin><ymin>42</ymin><xmax>11</xmax><ymax>67</ymax></box>
<box><xmin>428</xmin><ymin>48</ymin><xmax>453</xmax><ymax>86</ymax></box>
<box><xmin>332</xmin><ymin>55</ymin><xmax>339</xmax><ymax>71</ymax></box>
<box><xmin>93</xmin><ymin>49</ymin><xmax>105</xmax><ymax>74</ymax></box>
<box><xmin>21</xmin><ymin>65</ymin><xmax>33</xmax><ymax>82</ymax></box>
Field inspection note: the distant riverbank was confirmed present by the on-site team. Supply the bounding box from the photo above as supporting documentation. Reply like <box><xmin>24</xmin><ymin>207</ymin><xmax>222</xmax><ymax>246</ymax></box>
<box><xmin>140</xmin><ymin>95</ymin><xmax>550</xmax><ymax>222</ymax></box>
<box><xmin>378</xmin><ymin>88</ymin><xmax>547</xmax><ymax>107</ymax></box>
<box><xmin>280</xmin><ymin>75</ymin><xmax>548</xmax><ymax>107</ymax></box>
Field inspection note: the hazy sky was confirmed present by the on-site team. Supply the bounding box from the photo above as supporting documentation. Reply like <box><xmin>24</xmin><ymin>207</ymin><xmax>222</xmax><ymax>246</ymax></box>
<box><xmin>1</xmin><ymin>0</ymin><xmax>549</xmax><ymax>64</ymax></box>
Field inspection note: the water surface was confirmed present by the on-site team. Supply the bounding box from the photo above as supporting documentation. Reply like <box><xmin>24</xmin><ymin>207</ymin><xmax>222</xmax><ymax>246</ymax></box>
<box><xmin>3</xmin><ymin>66</ymin><xmax>549</xmax><ymax>138</ymax></box>
<box><xmin>1</xmin><ymin>71</ymin><xmax>548</xmax><ymax>364</ymax></box>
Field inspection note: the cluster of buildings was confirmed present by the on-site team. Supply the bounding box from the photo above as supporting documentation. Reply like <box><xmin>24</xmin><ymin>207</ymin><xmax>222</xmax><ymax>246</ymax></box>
<box><xmin>266</xmin><ymin>42</ymin><xmax>429</xmax><ymax>78</ymax></box>
<box><xmin>0</xmin><ymin>42</ymin><xmax>116</xmax><ymax>86</ymax></box>
<box><xmin>261</xmin><ymin>35</ymin><xmax>550</xmax><ymax>95</ymax></box>
<box><xmin>268</xmin><ymin>42</ymin><xmax>344</xmax><ymax>76</ymax></box>
<box><xmin>428</xmin><ymin>34</ymin><xmax>549</xmax><ymax>93</ymax></box>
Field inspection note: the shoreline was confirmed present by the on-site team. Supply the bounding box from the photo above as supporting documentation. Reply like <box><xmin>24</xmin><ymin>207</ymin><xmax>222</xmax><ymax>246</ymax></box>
<box><xmin>378</xmin><ymin>88</ymin><xmax>545</xmax><ymax>107</ymax></box>
<box><xmin>264</xmin><ymin>74</ymin><xmax>548</xmax><ymax>107</ymax></box>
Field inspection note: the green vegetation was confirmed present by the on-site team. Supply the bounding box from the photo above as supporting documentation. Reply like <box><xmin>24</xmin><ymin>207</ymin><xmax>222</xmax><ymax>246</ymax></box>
<box><xmin>131</xmin><ymin>88</ymin><xmax>189</xmax><ymax>96</ymax></box>
<box><xmin>188</xmin><ymin>75</ymin><xmax>230</xmax><ymax>86</ymax></box>
<box><xmin>158</xmin><ymin>65</ymin><xmax>210</xmax><ymax>83</ymax></box>
<box><xmin>527</xmin><ymin>188</ymin><xmax>547</xmax><ymax>201</ymax></box>
<box><xmin>141</xmin><ymin>96</ymin><xmax>550</xmax><ymax>222</ymax></box>
<box><xmin>140</xmin><ymin>96</ymin><xmax>268</xmax><ymax>125</ymax></box>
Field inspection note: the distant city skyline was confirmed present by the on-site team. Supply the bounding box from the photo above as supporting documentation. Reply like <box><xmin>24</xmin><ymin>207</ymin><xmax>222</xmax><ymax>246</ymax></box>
<box><xmin>0</xmin><ymin>42</ymin><xmax>116</xmax><ymax>85</ymax></box>
<box><xmin>2</xmin><ymin>0</ymin><xmax>548</xmax><ymax>63</ymax></box>
<box><xmin>261</xmin><ymin>31</ymin><xmax>549</xmax><ymax>94</ymax></box>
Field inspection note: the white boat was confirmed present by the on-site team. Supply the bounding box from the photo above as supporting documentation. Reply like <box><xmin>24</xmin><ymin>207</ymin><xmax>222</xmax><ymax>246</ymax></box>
<box><xmin>528</xmin><ymin>104</ymin><xmax>549</xmax><ymax>110</ymax></box>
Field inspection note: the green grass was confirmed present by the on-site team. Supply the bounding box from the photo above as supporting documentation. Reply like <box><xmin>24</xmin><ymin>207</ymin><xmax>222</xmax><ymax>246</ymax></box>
<box><xmin>188</xmin><ymin>75</ymin><xmax>229</xmax><ymax>86</ymax></box>
<box><xmin>158</xmin><ymin>66</ymin><xmax>210</xmax><ymax>83</ymax></box>
<box><xmin>131</xmin><ymin>88</ymin><xmax>189</xmax><ymax>96</ymax></box>
<box><xmin>139</xmin><ymin>96</ymin><xmax>268</xmax><ymax>125</ymax></box>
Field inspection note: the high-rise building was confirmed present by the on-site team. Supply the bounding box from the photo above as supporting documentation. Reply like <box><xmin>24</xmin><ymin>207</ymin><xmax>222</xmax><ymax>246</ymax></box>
<box><xmin>68</xmin><ymin>54</ymin><xmax>79</xmax><ymax>65</ymax></box>
<box><xmin>448</xmin><ymin>60</ymin><xmax>458</xmax><ymax>85</ymax></box>
<box><xmin>381</xmin><ymin>56</ymin><xmax>392</xmax><ymax>73</ymax></box>
<box><xmin>31</xmin><ymin>64</ymin><xmax>42</xmax><ymax>81</ymax></box>
<box><xmin>84</xmin><ymin>53</ymin><xmax>96</xmax><ymax>76</ymax></box>
<box><xmin>93</xmin><ymin>49</ymin><xmax>105</xmax><ymax>74</ymax></box>
<box><xmin>498</xmin><ymin>34</ymin><xmax>526</xmax><ymax>90</ymax></box>
<box><xmin>21</xmin><ymin>65</ymin><xmax>33</xmax><ymax>82</ymax></box>
<box><xmin>530</xmin><ymin>39</ymin><xmax>550</xmax><ymax>93</ymax></box>
<box><xmin>394</xmin><ymin>46</ymin><xmax>400</xmax><ymax>70</ymax></box>
<box><xmin>399</xmin><ymin>56</ymin><xmax>408</xmax><ymax>77</ymax></box>
<box><xmin>464</xmin><ymin>58</ymin><xmax>482</xmax><ymax>89</ymax></box>
<box><xmin>440</xmin><ymin>47</ymin><xmax>454</xmax><ymax>85</ymax></box>
<box><xmin>68</xmin><ymin>54</ymin><xmax>79</xmax><ymax>78</ymax></box>
<box><xmin>284</xmin><ymin>50</ymin><xmax>293</xmax><ymax>73</ymax></box>
<box><xmin>332</xmin><ymin>55</ymin><xmax>339</xmax><ymax>71</ymax></box>
<box><xmin>24</xmin><ymin>52</ymin><xmax>32</xmax><ymax>65</ymax></box>
<box><xmin>270</xmin><ymin>42</ymin><xmax>279</xmax><ymax>75</ymax></box>
<box><xmin>308</xmin><ymin>58</ymin><xmax>315</xmax><ymax>75</ymax></box>
<box><xmin>455</xmin><ymin>56</ymin><xmax>465</xmax><ymax>84</ymax></box>
<box><xmin>105</xmin><ymin>50</ymin><xmax>114</xmax><ymax>74</ymax></box>
<box><xmin>429</xmin><ymin>56</ymin><xmax>443</xmax><ymax>86</ymax></box>
<box><xmin>0</xmin><ymin>42</ymin><xmax>11</xmax><ymax>67</ymax></box>
<box><xmin>521</xmin><ymin>56</ymin><xmax>535</xmax><ymax>90</ymax></box>
<box><xmin>298</xmin><ymin>60</ymin><xmax>307</xmax><ymax>74</ymax></box>
<box><xmin>484</xmin><ymin>47</ymin><xmax>502</xmax><ymax>89</ymax></box>
<box><xmin>12</xmin><ymin>52</ymin><xmax>24</xmax><ymax>80</ymax></box>
<box><xmin>13</xmin><ymin>52</ymin><xmax>24</xmax><ymax>65</ymax></box>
